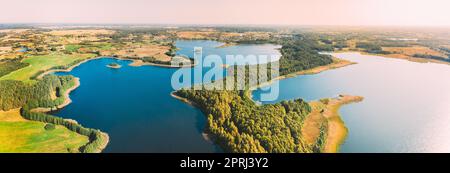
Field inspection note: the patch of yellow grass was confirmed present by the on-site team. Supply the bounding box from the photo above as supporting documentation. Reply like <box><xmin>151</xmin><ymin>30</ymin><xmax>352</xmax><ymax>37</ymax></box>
<box><xmin>302</xmin><ymin>95</ymin><xmax>364</xmax><ymax>153</ymax></box>
<box><xmin>0</xmin><ymin>53</ymin><xmax>96</xmax><ymax>83</ymax></box>
<box><xmin>0</xmin><ymin>109</ymin><xmax>25</xmax><ymax>122</ymax></box>
<box><xmin>382</xmin><ymin>46</ymin><xmax>447</xmax><ymax>58</ymax></box>
<box><xmin>322</xmin><ymin>95</ymin><xmax>364</xmax><ymax>153</ymax></box>
<box><xmin>301</xmin><ymin>101</ymin><xmax>326</xmax><ymax>145</ymax></box>
<box><xmin>110</xmin><ymin>44</ymin><xmax>172</xmax><ymax>61</ymax></box>
<box><xmin>176</xmin><ymin>31</ymin><xmax>218</xmax><ymax>39</ymax></box>
<box><xmin>0</xmin><ymin>109</ymin><xmax>89</xmax><ymax>153</ymax></box>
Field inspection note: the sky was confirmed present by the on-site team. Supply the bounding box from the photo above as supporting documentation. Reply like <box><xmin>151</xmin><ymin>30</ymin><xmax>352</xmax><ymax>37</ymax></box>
<box><xmin>0</xmin><ymin>0</ymin><xmax>449</xmax><ymax>26</ymax></box>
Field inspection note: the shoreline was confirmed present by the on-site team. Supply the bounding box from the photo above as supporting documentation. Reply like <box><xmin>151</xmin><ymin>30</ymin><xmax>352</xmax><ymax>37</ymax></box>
<box><xmin>29</xmin><ymin>77</ymin><xmax>110</xmax><ymax>153</ymax></box>
<box><xmin>30</xmin><ymin>77</ymin><xmax>109</xmax><ymax>153</ymax></box>
<box><xmin>319</xmin><ymin>95</ymin><xmax>364</xmax><ymax>153</ymax></box>
<box><xmin>30</xmin><ymin>77</ymin><xmax>81</xmax><ymax>112</ymax></box>
<box><xmin>334</xmin><ymin>51</ymin><xmax>450</xmax><ymax>66</ymax></box>
<box><xmin>216</xmin><ymin>42</ymin><xmax>238</xmax><ymax>48</ymax></box>
<box><xmin>170</xmin><ymin>92</ymin><xmax>199</xmax><ymax>107</ymax></box>
<box><xmin>36</xmin><ymin>57</ymin><xmax>103</xmax><ymax>80</ymax></box>
<box><xmin>36</xmin><ymin>55</ymin><xmax>195</xmax><ymax>79</ymax></box>
<box><xmin>127</xmin><ymin>58</ymin><xmax>196</xmax><ymax>68</ymax></box>
<box><xmin>249</xmin><ymin>57</ymin><xmax>356</xmax><ymax>91</ymax></box>
<box><xmin>94</xmin><ymin>132</ymin><xmax>110</xmax><ymax>153</ymax></box>
<box><xmin>171</xmin><ymin>91</ymin><xmax>214</xmax><ymax>143</ymax></box>
<box><xmin>170</xmin><ymin>57</ymin><xmax>360</xmax><ymax>153</ymax></box>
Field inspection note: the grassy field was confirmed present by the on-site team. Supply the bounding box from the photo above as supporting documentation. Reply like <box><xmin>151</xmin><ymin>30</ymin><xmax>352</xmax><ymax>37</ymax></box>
<box><xmin>0</xmin><ymin>109</ymin><xmax>89</xmax><ymax>153</ymax></box>
<box><xmin>0</xmin><ymin>53</ymin><xmax>95</xmax><ymax>83</ymax></box>
<box><xmin>382</xmin><ymin>46</ymin><xmax>448</xmax><ymax>59</ymax></box>
<box><xmin>103</xmin><ymin>43</ymin><xmax>172</xmax><ymax>61</ymax></box>
<box><xmin>65</xmin><ymin>44</ymin><xmax>82</xmax><ymax>52</ymax></box>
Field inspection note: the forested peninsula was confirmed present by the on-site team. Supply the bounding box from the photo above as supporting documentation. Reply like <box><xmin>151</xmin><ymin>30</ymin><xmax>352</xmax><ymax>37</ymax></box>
<box><xmin>173</xmin><ymin>36</ymin><xmax>362</xmax><ymax>153</ymax></box>
<box><xmin>0</xmin><ymin>75</ymin><xmax>108</xmax><ymax>153</ymax></box>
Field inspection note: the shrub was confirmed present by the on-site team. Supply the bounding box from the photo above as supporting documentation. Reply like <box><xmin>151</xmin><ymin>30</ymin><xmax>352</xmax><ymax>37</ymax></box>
<box><xmin>44</xmin><ymin>123</ymin><xmax>56</xmax><ymax>131</ymax></box>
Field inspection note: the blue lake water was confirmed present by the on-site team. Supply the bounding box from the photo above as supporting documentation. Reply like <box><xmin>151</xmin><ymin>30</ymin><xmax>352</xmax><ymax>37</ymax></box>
<box><xmin>53</xmin><ymin>38</ymin><xmax>450</xmax><ymax>153</ymax></box>
<box><xmin>54</xmin><ymin>40</ymin><xmax>281</xmax><ymax>153</ymax></box>
<box><xmin>253</xmin><ymin>52</ymin><xmax>450</xmax><ymax>153</ymax></box>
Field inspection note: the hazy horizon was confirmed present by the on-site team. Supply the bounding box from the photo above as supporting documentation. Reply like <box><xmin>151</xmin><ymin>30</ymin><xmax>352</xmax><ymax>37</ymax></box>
<box><xmin>1</xmin><ymin>0</ymin><xmax>449</xmax><ymax>26</ymax></box>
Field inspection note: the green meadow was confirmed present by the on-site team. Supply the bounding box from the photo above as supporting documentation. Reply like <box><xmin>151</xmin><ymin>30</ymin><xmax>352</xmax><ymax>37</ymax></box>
<box><xmin>0</xmin><ymin>109</ymin><xmax>88</xmax><ymax>153</ymax></box>
<box><xmin>0</xmin><ymin>53</ymin><xmax>95</xmax><ymax>83</ymax></box>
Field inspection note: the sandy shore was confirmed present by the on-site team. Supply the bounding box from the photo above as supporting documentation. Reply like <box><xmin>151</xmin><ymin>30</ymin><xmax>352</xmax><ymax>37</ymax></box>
<box><xmin>321</xmin><ymin>95</ymin><xmax>364</xmax><ymax>153</ymax></box>
<box><xmin>216</xmin><ymin>42</ymin><xmax>238</xmax><ymax>48</ymax></box>
<box><xmin>170</xmin><ymin>92</ymin><xmax>199</xmax><ymax>107</ymax></box>
<box><xmin>93</xmin><ymin>132</ymin><xmax>110</xmax><ymax>153</ymax></box>
<box><xmin>301</xmin><ymin>95</ymin><xmax>364</xmax><ymax>153</ymax></box>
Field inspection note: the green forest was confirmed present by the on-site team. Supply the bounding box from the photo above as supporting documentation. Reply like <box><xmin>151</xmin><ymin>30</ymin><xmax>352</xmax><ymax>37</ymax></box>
<box><xmin>0</xmin><ymin>58</ymin><xmax>29</xmax><ymax>77</ymax></box>
<box><xmin>0</xmin><ymin>75</ymin><xmax>107</xmax><ymax>153</ymax></box>
<box><xmin>175</xmin><ymin>90</ymin><xmax>313</xmax><ymax>153</ymax></box>
<box><xmin>278</xmin><ymin>36</ymin><xmax>334</xmax><ymax>75</ymax></box>
<box><xmin>0</xmin><ymin>75</ymin><xmax>73</xmax><ymax>110</ymax></box>
<box><xmin>174</xmin><ymin>35</ymin><xmax>334</xmax><ymax>153</ymax></box>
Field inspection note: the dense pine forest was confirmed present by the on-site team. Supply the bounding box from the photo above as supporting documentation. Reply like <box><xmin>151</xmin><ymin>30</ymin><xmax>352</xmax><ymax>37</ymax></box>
<box><xmin>278</xmin><ymin>36</ymin><xmax>334</xmax><ymax>75</ymax></box>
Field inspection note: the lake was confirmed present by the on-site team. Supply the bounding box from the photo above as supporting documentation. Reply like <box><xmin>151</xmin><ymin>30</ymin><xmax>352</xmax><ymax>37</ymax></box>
<box><xmin>53</xmin><ymin>40</ymin><xmax>281</xmax><ymax>153</ymax></box>
<box><xmin>54</xmin><ymin>38</ymin><xmax>450</xmax><ymax>153</ymax></box>
<box><xmin>253</xmin><ymin>52</ymin><xmax>450</xmax><ymax>153</ymax></box>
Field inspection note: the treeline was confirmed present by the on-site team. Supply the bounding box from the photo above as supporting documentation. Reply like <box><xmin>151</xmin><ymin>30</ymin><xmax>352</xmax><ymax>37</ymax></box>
<box><xmin>413</xmin><ymin>54</ymin><xmax>450</xmax><ymax>62</ymax></box>
<box><xmin>0</xmin><ymin>58</ymin><xmax>29</xmax><ymax>77</ymax></box>
<box><xmin>142</xmin><ymin>56</ymin><xmax>172</xmax><ymax>65</ymax></box>
<box><xmin>21</xmin><ymin>105</ymin><xmax>107</xmax><ymax>153</ymax></box>
<box><xmin>140</xmin><ymin>56</ymin><xmax>194</xmax><ymax>66</ymax></box>
<box><xmin>175</xmin><ymin>89</ymin><xmax>313</xmax><ymax>153</ymax></box>
<box><xmin>356</xmin><ymin>42</ymin><xmax>390</xmax><ymax>54</ymax></box>
<box><xmin>30</xmin><ymin>58</ymin><xmax>87</xmax><ymax>80</ymax></box>
<box><xmin>0</xmin><ymin>75</ymin><xmax>73</xmax><ymax>111</ymax></box>
<box><xmin>110</xmin><ymin>28</ymin><xmax>168</xmax><ymax>43</ymax></box>
<box><xmin>0</xmin><ymin>74</ymin><xmax>107</xmax><ymax>152</ymax></box>
<box><xmin>165</xmin><ymin>42</ymin><xmax>177</xmax><ymax>57</ymax></box>
<box><xmin>278</xmin><ymin>36</ymin><xmax>334</xmax><ymax>75</ymax></box>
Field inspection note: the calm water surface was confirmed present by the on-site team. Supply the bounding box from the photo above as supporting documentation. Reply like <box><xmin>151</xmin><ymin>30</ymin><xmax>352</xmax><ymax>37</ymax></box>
<box><xmin>253</xmin><ymin>52</ymin><xmax>450</xmax><ymax>153</ymax></box>
<box><xmin>54</xmin><ymin>40</ymin><xmax>281</xmax><ymax>153</ymax></box>
<box><xmin>55</xmin><ymin>38</ymin><xmax>450</xmax><ymax>153</ymax></box>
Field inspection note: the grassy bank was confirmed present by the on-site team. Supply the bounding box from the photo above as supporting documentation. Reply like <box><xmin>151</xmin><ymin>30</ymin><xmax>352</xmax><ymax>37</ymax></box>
<box><xmin>0</xmin><ymin>53</ymin><xmax>96</xmax><ymax>83</ymax></box>
<box><xmin>0</xmin><ymin>109</ymin><xmax>89</xmax><ymax>153</ymax></box>
<box><xmin>302</xmin><ymin>95</ymin><xmax>364</xmax><ymax>153</ymax></box>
